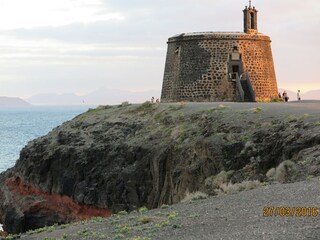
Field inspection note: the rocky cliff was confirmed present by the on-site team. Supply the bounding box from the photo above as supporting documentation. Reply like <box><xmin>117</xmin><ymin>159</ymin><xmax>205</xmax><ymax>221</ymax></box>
<box><xmin>0</xmin><ymin>102</ymin><xmax>320</xmax><ymax>233</ymax></box>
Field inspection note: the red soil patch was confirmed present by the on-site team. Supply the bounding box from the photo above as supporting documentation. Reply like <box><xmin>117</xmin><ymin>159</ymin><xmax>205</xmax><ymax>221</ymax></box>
<box><xmin>6</xmin><ymin>177</ymin><xmax>112</xmax><ymax>221</ymax></box>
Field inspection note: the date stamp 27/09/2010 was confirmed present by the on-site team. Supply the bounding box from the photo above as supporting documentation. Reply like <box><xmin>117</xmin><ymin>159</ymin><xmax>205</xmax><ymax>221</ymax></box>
<box><xmin>263</xmin><ymin>207</ymin><xmax>318</xmax><ymax>217</ymax></box>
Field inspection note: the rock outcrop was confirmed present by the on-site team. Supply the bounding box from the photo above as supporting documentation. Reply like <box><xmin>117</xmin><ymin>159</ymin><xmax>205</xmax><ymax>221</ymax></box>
<box><xmin>0</xmin><ymin>102</ymin><xmax>320</xmax><ymax>233</ymax></box>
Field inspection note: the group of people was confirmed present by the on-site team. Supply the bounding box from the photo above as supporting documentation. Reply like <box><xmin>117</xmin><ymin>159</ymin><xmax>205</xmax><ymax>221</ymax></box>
<box><xmin>279</xmin><ymin>90</ymin><xmax>301</xmax><ymax>102</ymax></box>
<box><xmin>151</xmin><ymin>97</ymin><xmax>160</xmax><ymax>103</ymax></box>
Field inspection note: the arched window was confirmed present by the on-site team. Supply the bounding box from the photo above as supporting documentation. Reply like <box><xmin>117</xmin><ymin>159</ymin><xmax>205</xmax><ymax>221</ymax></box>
<box><xmin>250</xmin><ymin>12</ymin><xmax>255</xmax><ymax>29</ymax></box>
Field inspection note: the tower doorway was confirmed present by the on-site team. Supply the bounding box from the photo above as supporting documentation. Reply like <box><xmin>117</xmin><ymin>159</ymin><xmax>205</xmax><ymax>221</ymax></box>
<box><xmin>232</xmin><ymin>65</ymin><xmax>240</xmax><ymax>75</ymax></box>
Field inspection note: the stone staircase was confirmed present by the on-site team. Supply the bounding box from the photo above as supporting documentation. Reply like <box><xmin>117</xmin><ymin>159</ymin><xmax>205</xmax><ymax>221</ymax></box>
<box><xmin>233</xmin><ymin>72</ymin><xmax>256</xmax><ymax>102</ymax></box>
<box><xmin>240</xmin><ymin>80</ymin><xmax>254</xmax><ymax>102</ymax></box>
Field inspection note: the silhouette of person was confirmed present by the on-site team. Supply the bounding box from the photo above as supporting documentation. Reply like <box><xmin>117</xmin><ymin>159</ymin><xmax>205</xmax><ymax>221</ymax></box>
<box><xmin>297</xmin><ymin>90</ymin><xmax>301</xmax><ymax>101</ymax></box>
<box><xmin>282</xmin><ymin>91</ymin><xmax>289</xmax><ymax>102</ymax></box>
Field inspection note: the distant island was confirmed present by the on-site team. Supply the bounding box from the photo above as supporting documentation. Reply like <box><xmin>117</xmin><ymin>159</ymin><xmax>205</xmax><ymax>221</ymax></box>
<box><xmin>0</xmin><ymin>96</ymin><xmax>31</xmax><ymax>107</ymax></box>
<box><xmin>25</xmin><ymin>89</ymin><xmax>161</xmax><ymax>106</ymax></box>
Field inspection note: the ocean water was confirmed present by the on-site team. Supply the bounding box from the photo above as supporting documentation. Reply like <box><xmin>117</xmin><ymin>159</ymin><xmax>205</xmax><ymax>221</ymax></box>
<box><xmin>0</xmin><ymin>106</ymin><xmax>90</xmax><ymax>173</ymax></box>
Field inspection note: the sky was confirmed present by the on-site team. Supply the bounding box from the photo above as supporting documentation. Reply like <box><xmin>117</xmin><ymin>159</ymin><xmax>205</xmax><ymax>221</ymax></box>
<box><xmin>0</xmin><ymin>0</ymin><xmax>319</xmax><ymax>98</ymax></box>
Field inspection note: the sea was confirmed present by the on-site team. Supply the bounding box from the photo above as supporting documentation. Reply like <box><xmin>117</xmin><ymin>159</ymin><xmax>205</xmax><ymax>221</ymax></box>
<box><xmin>0</xmin><ymin>106</ymin><xmax>91</xmax><ymax>174</ymax></box>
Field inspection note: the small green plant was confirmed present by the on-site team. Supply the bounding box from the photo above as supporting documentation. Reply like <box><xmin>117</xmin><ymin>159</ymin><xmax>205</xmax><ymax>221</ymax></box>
<box><xmin>128</xmin><ymin>237</ymin><xmax>151</xmax><ymax>240</ymax></box>
<box><xmin>141</xmin><ymin>101</ymin><xmax>153</xmax><ymax>109</ymax></box>
<box><xmin>77</xmin><ymin>228</ymin><xmax>94</xmax><ymax>237</ymax></box>
<box><xmin>260</xmin><ymin>182</ymin><xmax>271</xmax><ymax>186</ymax></box>
<box><xmin>306</xmin><ymin>175</ymin><xmax>315</xmax><ymax>180</ymax></box>
<box><xmin>111</xmin><ymin>218</ymin><xmax>121</xmax><ymax>225</ymax></box>
<box><xmin>60</xmin><ymin>233</ymin><xmax>68</xmax><ymax>239</ymax></box>
<box><xmin>155</xmin><ymin>211</ymin><xmax>164</xmax><ymax>216</ymax></box>
<box><xmin>172</xmin><ymin>224</ymin><xmax>181</xmax><ymax>229</ymax></box>
<box><xmin>160</xmin><ymin>204</ymin><xmax>169</xmax><ymax>209</ymax></box>
<box><xmin>253</xmin><ymin>107</ymin><xmax>263</xmax><ymax>113</ymax></box>
<box><xmin>118</xmin><ymin>225</ymin><xmax>131</xmax><ymax>234</ymax></box>
<box><xmin>90</xmin><ymin>217</ymin><xmax>104</xmax><ymax>223</ymax></box>
<box><xmin>4</xmin><ymin>235</ymin><xmax>18</xmax><ymax>240</ymax></box>
<box><xmin>167</xmin><ymin>211</ymin><xmax>178</xmax><ymax>219</ymax></box>
<box><xmin>27</xmin><ymin>224</ymin><xmax>58</xmax><ymax>234</ymax></box>
<box><xmin>117</xmin><ymin>210</ymin><xmax>128</xmax><ymax>215</ymax></box>
<box><xmin>114</xmin><ymin>233</ymin><xmax>125</xmax><ymax>239</ymax></box>
<box><xmin>139</xmin><ymin>216</ymin><xmax>152</xmax><ymax>225</ymax></box>
<box><xmin>138</xmin><ymin>206</ymin><xmax>149</xmax><ymax>213</ymax></box>
<box><xmin>155</xmin><ymin>220</ymin><xmax>169</xmax><ymax>228</ymax></box>
<box><xmin>315</xmin><ymin>121</ymin><xmax>320</xmax><ymax>126</ymax></box>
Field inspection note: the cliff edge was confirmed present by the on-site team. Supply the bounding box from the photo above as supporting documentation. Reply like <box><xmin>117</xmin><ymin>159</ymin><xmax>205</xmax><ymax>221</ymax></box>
<box><xmin>0</xmin><ymin>102</ymin><xmax>320</xmax><ymax>233</ymax></box>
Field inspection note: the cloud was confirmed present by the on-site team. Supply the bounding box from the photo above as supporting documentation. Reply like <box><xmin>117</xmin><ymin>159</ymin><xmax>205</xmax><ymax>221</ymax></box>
<box><xmin>0</xmin><ymin>0</ymin><xmax>125</xmax><ymax>30</ymax></box>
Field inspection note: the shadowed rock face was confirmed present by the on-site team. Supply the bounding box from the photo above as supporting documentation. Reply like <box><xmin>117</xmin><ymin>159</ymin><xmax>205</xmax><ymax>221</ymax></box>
<box><xmin>0</xmin><ymin>102</ymin><xmax>320</xmax><ymax>233</ymax></box>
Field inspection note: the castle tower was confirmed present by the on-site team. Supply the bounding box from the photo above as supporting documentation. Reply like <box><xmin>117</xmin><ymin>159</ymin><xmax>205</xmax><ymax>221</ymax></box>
<box><xmin>243</xmin><ymin>1</ymin><xmax>258</xmax><ymax>34</ymax></box>
<box><xmin>160</xmin><ymin>3</ymin><xmax>279</xmax><ymax>102</ymax></box>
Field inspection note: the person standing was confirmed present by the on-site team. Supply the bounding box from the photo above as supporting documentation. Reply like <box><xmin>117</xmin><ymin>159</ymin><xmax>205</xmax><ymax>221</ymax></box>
<box><xmin>297</xmin><ymin>90</ymin><xmax>301</xmax><ymax>101</ymax></box>
<box><xmin>282</xmin><ymin>91</ymin><xmax>289</xmax><ymax>102</ymax></box>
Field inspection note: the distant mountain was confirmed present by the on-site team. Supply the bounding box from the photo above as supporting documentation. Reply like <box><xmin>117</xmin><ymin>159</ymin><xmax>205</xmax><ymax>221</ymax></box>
<box><xmin>26</xmin><ymin>93</ymin><xmax>82</xmax><ymax>106</ymax></box>
<box><xmin>0</xmin><ymin>96</ymin><xmax>31</xmax><ymax>107</ymax></box>
<box><xmin>84</xmin><ymin>89</ymin><xmax>161</xmax><ymax>105</ymax></box>
<box><xmin>26</xmin><ymin>89</ymin><xmax>161</xmax><ymax>106</ymax></box>
<box><xmin>303</xmin><ymin>90</ymin><xmax>320</xmax><ymax>100</ymax></box>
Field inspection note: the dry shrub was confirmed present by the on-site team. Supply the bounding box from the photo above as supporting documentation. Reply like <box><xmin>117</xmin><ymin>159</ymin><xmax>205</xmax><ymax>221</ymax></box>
<box><xmin>275</xmin><ymin>160</ymin><xmax>297</xmax><ymax>183</ymax></box>
<box><xmin>205</xmin><ymin>170</ymin><xmax>234</xmax><ymax>189</ymax></box>
<box><xmin>216</xmin><ymin>180</ymin><xmax>261</xmax><ymax>195</ymax></box>
<box><xmin>181</xmin><ymin>191</ymin><xmax>208</xmax><ymax>203</ymax></box>
<box><xmin>266</xmin><ymin>167</ymin><xmax>276</xmax><ymax>178</ymax></box>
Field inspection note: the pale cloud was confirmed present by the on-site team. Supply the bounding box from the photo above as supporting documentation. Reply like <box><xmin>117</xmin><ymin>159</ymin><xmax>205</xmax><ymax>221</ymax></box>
<box><xmin>0</xmin><ymin>0</ymin><xmax>125</xmax><ymax>30</ymax></box>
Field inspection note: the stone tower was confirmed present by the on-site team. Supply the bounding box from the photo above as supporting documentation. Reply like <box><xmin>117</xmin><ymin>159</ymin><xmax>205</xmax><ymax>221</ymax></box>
<box><xmin>243</xmin><ymin>1</ymin><xmax>258</xmax><ymax>34</ymax></box>
<box><xmin>160</xmin><ymin>2</ymin><xmax>278</xmax><ymax>102</ymax></box>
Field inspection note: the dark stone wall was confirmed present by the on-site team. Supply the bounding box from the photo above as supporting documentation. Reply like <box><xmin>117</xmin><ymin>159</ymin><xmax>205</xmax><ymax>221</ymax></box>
<box><xmin>179</xmin><ymin>41</ymin><xmax>211</xmax><ymax>85</ymax></box>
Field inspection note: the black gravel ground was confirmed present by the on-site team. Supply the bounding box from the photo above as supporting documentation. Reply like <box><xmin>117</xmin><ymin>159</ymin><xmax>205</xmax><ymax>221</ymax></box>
<box><xmin>19</xmin><ymin>178</ymin><xmax>320</xmax><ymax>240</ymax></box>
